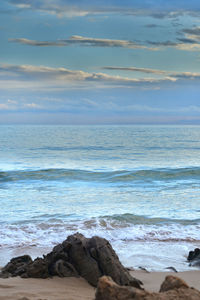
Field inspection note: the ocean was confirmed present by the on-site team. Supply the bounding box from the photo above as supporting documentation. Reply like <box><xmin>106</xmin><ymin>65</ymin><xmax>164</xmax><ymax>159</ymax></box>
<box><xmin>0</xmin><ymin>125</ymin><xmax>200</xmax><ymax>271</ymax></box>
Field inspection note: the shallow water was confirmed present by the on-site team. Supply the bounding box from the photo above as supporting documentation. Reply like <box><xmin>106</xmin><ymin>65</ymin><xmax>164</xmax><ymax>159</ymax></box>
<box><xmin>0</xmin><ymin>125</ymin><xmax>200</xmax><ymax>270</ymax></box>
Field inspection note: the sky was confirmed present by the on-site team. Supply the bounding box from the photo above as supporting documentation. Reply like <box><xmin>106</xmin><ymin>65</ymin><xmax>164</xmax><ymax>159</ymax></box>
<box><xmin>1</xmin><ymin>0</ymin><xmax>200</xmax><ymax>124</ymax></box>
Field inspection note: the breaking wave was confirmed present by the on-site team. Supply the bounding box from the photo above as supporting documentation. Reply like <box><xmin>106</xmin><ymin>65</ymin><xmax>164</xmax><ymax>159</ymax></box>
<box><xmin>1</xmin><ymin>167</ymin><xmax>200</xmax><ymax>184</ymax></box>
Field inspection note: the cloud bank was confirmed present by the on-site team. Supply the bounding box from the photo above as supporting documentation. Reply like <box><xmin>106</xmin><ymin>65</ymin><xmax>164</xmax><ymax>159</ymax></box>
<box><xmin>10</xmin><ymin>30</ymin><xmax>200</xmax><ymax>52</ymax></box>
<box><xmin>0</xmin><ymin>63</ymin><xmax>175</xmax><ymax>92</ymax></box>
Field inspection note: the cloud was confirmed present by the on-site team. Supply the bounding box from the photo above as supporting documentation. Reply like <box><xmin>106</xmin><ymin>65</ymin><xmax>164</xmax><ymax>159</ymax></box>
<box><xmin>0</xmin><ymin>103</ymin><xmax>10</xmax><ymax>110</ymax></box>
<box><xmin>175</xmin><ymin>43</ymin><xmax>200</xmax><ymax>51</ymax></box>
<box><xmin>24</xmin><ymin>103</ymin><xmax>42</xmax><ymax>108</ymax></box>
<box><xmin>0</xmin><ymin>98</ymin><xmax>43</xmax><ymax>111</ymax></box>
<box><xmin>2</xmin><ymin>62</ymin><xmax>200</xmax><ymax>96</ymax></box>
<box><xmin>6</xmin><ymin>0</ymin><xmax>200</xmax><ymax>19</ymax></box>
<box><xmin>144</xmin><ymin>25</ymin><xmax>200</xmax><ymax>51</ymax></box>
<box><xmin>0</xmin><ymin>99</ymin><xmax>18</xmax><ymax>110</ymax></box>
<box><xmin>147</xmin><ymin>39</ymin><xmax>200</xmax><ymax>51</ymax></box>
<box><xmin>144</xmin><ymin>24</ymin><xmax>163</xmax><ymax>28</ymax></box>
<box><xmin>10</xmin><ymin>36</ymin><xmax>157</xmax><ymax>50</ymax></box>
<box><xmin>172</xmin><ymin>72</ymin><xmax>200</xmax><ymax>79</ymax></box>
<box><xmin>2</xmin><ymin>63</ymin><xmax>200</xmax><ymax>93</ymax></box>
<box><xmin>182</xmin><ymin>27</ymin><xmax>200</xmax><ymax>36</ymax></box>
<box><xmin>11</xmin><ymin>32</ymin><xmax>198</xmax><ymax>54</ymax></box>
<box><xmin>8</xmin><ymin>0</ymin><xmax>92</xmax><ymax>17</ymax></box>
<box><xmin>0</xmin><ymin>63</ymin><xmax>176</xmax><ymax>92</ymax></box>
<box><xmin>103</xmin><ymin>66</ymin><xmax>167</xmax><ymax>75</ymax></box>
<box><xmin>180</xmin><ymin>26</ymin><xmax>200</xmax><ymax>44</ymax></box>
<box><xmin>177</xmin><ymin>38</ymin><xmax>196</xmax><ymax>44</ymax></box>
<box><xmin>7</xmin><ymin>99</ymin><xmax>17</xmax><ymax>104</ymax></box>
<box><xmin>10</xmin><ymin>38</ymin><xmax>66</xmax><ymax>47</ymax></box>
<box><xmin>103</xmin><ymin>66</ymin><xmax>200</xmax><ymax>80</ymax></box>
<box><xmin>1</xmin><ymin>62</ymin><xmax>200</xmax><ymax>97</ymax></box>
<box><xmin>14</xmin><ymin>3</ymin><xmax>31</xmax><ymax>9</ymax></box>
<box><xmin>63</xmin><ymin>35</ymin><xmax>151</xmax><ymax>49</ymax></box>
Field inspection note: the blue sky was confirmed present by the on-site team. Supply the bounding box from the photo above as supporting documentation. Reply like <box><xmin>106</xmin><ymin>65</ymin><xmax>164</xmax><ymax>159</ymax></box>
<box><xmin>1</xmin><ymin>0</ymin><xmax>200</xmax><ymax>124</ymax></box>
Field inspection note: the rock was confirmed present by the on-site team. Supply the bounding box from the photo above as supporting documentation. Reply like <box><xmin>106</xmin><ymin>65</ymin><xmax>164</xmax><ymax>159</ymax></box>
<box><xmin>95</xmin><ymin>275</ymin><xmax>200</xmax><ymax>300</ymax></box>
<box><xmin>86</xmin><ymin>235</ymin><xmax>142</xmax><ymax>288</ymax></box>
<box><xmin>165</xmin><ymin>266</ymin><xmax>178</xmax><ymax>273</ymax></box>
<box><xmin>64</xmin><ymin>233</ymin><xmax>102</xmax><ymax>286</ymax></box>
<box><xmin>159</xmin><ymin>275</ymin><xmax>188</xmax><ymax>292</ymax></box>
<box><xmin>25</xmin><ymin>258</ymin><xmax>49</xmax><ymax>278</ymax></box>
<box><xmin>95</xmin><ymin>276</ymin><xmax>148</xmax><ymax>300</ymax></box>
<box><xmin>188</xmin><ymin>248</ymin><xmax>200</xmax><ymax>266</ymax></box>
<box><xmin>0</xmin><ymin>255</ymin><xmax>32</xmax><ymax>278</ymax></box>
<box><xmin>0</xmin><ymin>233</ymin><xmax>142</xmax><ymax>288</ymax></box>
<box><xmin>188</xmin><ymin>248</ymin><xmax>200</xmax><ymax>261</ymax></box>
<box><xmin>50</xmin><ymin>259</ymin><xmax>79</xmax><ymax>277</ymax></box>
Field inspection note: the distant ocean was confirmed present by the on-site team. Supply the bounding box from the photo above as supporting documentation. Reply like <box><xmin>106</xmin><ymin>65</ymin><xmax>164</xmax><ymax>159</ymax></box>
<box><xmin>0</xmin><ymin>125</ymin><xmax>200</xmax><ymax>271</ymax></box>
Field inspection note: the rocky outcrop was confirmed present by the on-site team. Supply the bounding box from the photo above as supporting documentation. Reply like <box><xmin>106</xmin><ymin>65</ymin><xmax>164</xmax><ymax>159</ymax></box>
<box><xmin>0</xmin><ymin>233</ymin><xmax>142</xmax><ymax>288</ymax></box>
<box><xmin>95</xmin><ymin>275</ymin><xmax>200</xmax><ymax>300</ymax></box>
<box><xmin>188</xmin><ymin>248</ymin><xmax>200</xmax><ymax>267</ymax></box>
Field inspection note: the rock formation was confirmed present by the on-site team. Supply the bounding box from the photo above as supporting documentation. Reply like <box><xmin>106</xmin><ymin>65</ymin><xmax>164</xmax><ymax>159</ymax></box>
<box><xmin>0</xmin><ymin>233</ymin><xmax>142</xmax><ymax>288</ymax></box>
<box><xmin>95</xmin><ymin>275</ymin><xmax>200</xmax><ymax>300</ymax></box>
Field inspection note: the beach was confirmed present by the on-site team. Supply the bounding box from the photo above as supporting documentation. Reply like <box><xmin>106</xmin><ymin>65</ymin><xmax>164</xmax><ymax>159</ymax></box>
<box><xmin>0</xmin><ymin>270</ymin><xmax>200</xmax><ymax>300</ymax></box>
<box><xmin>1</xmin><ymin>0</ymin><xmax>200</xmax><ymax>297</ymax></box>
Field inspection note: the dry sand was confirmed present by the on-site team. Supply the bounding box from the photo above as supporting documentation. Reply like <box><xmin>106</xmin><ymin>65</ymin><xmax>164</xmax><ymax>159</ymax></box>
<box><xmin>0</xmin><ymin>270</ymin><xmax>199</xmax><ymax>300</ymax></box>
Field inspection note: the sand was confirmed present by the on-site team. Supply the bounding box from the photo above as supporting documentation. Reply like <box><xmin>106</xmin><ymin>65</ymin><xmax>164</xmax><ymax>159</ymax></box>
<box><xmin>131</xmin><ymin>270</ymin><xmax>200</xmax><ymax>292</ymax></box>
<box><xmin>0</xmin><ymin>270</ymin><xmax>199</xmax><ymax>300</ymax></box>
<box><xmin>0</xmin><ymin>277</ymin><xmax>95</xmax><ymax>300</ymax></box>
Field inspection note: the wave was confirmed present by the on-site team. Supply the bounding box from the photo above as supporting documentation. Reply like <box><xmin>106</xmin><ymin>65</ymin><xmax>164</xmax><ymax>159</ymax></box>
<box><xmin>101</xmin><ymin>213</ymin><xmax>200</xmax><ymax>226</ymax></box>
<box><xmin>0</xmin><ymin>217</ymin><xmax>199</xmax><ymax>249</ymax></box>
<box><xmin>1</xmin><ymin>167</ymin><xmax>200</xmax><ymax>183</ymax></box>
<box><xmin>0</xmin><ymin>213</ymin><xmax>199</xmax><ymax>249</ymax></box>
<box><xmin>30</xmin><ymin>145</ymin><xmax>123</xmax><ymax>151</ymax></box>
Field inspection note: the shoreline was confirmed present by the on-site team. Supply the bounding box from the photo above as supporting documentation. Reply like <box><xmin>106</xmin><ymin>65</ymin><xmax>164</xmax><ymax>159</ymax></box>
<box><xmin>0</xmin><ymin>270</ymin><xmax>200</xmax><ymax>300</ymax></box>
<box><xmin>0</xmin><ymin>233</ymin><xmax>199</xmax><ymax>299</ymax></box>
<box><xmin>1</xmin><ymin>241</ymin><xmax>199</xmax><ymax>273</ymax></box>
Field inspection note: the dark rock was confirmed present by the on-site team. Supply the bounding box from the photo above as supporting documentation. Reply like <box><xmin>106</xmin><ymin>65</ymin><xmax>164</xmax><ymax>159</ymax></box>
<box><xmin>25</xmin><ymin>257</ymin><xmax>49</xmax><ymax>278</ymax></box>
<box><xmin>187</xmin><ymin>248</ymin><xmax>200</xmax><ymax>267</ymax></box>
<box><xmin>95</xmin><ymin>275</ymin><xmax>200</xmax><ymax>300</ymax></box>
<box><xmin>188</xmin><ymin>248</ymin><xmax>200</xmax><ymax>261</ymax></box>
<box><xmin>87</xmin><ymin>235</ymin><xmax>142</xmax><ymax>288</ymax></box>
<box><xmin>50</xmin><ymin>259</ymin><xmax>78</xmax><ymax>277</ymax></box>
<box><xmin>0</xmin><ymin>233</ymin><xmax>142</xmax><ymax>288</ymax></box>
<box><xmin>165</xmin><ymin>266</ymin><xmax>178</xmax><ymax>273</ymax></box>
<box><xmin>64</xmin><ymin>233</ymin><xmax>102</xmax><ymax>286</ymax></box>
<box><xmin>0</xmin><ymin>255</ymin><xmax>32</xmax><ymax>278</ymax></box>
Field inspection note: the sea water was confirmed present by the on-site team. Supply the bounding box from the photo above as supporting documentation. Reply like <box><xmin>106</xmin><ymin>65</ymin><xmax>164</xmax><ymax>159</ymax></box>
<box><xmin>0</xmin><ymin>125</ymin><xmax>200</xmax><ymax>271</ymax></box>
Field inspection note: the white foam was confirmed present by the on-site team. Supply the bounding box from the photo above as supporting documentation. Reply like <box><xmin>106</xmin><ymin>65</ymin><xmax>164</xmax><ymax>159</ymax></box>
<box><xmin>0</xmin><ymin>220</ymin><xmax>200</xmax><ymax>270</ymax></box>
